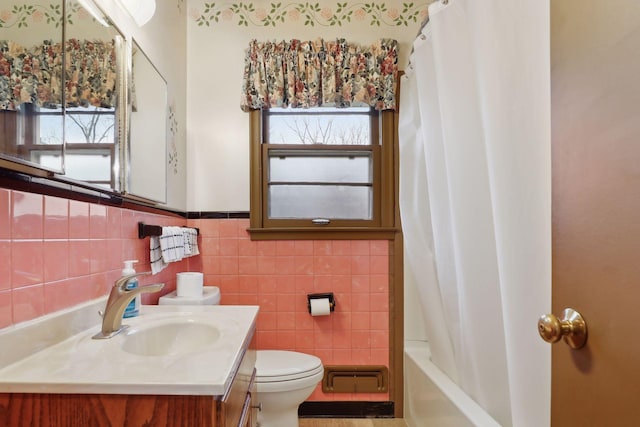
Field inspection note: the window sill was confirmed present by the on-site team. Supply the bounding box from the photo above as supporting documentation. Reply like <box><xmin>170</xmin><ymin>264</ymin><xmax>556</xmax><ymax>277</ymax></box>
<box><xmin>246</xmin><ymin>227</ymin><xmax>398</xmax><ymax>241</ymax></box>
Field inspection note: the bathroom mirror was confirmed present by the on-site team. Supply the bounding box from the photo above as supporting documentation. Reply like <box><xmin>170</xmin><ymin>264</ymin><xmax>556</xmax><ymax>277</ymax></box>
<box><xmin>60</xmin><ymin>0</ymin><xmax>126</xmax><ymax>191</ymax></box>
<box><xmin>125</xmin><ymin>39</ymin><xmax>167</xmax><ymax>203</ymax></box>
<box><xmin>0</xmin><ymin>0</ymin><xmax>66</xmax><ymax>173</ymax></box>
<box><xmin>0</xmin><ymin>0</ymin><xmax>125</xmax><ymax>191</ymax></box>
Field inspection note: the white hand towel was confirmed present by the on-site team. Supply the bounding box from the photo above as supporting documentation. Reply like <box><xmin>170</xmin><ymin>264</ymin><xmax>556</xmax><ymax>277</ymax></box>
<box><xmin>149</xmin><ymin>236</ymin><xmax>167</xmax><ymax>274</ymax></box>
<box><xmin>160</xmin><ymin>226</ymin><xmax>186</xmax><ymax>263</ymax></box>
<box><xmin>183</xmin><ymin>227</ymin><xmax>200</xmax><ymax>257</ymax></box>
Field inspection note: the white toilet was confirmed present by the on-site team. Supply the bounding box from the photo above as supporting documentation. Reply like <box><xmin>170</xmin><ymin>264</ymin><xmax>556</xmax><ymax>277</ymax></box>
<box><xmin>158</xmin><ymin>284</ymin><xmax>323</xmax><ymax>427</ymax></box>
<box><xmin>255</xmin><ymin>350</ymin><xmax>324</xmax><ymax>427</ymax></box>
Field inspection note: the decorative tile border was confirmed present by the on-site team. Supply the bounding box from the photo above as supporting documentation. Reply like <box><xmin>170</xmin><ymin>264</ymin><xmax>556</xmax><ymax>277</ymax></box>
<box><xmin>190</xmin><ymin>1</ymin><xmax>430</xmax><ymax>28</ymax></box>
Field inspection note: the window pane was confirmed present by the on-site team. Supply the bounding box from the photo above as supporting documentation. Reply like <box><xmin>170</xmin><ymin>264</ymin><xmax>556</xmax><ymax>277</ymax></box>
<box><xmin>268</xmin><ymin>108</ymin><xmax>370</xmax><ymax>145</ymax></box>
<box><xmin>269</xmin><ymin>185</ymin><xmax>372</xmax><ymax>219</ymax></box>
<box><xmin>269</xmin><ymin>151</ymin><xmax>372</xmax><ymax>183</ymax></box>
<box><xmin>65</xmin><ymin>108</ymin><xmax>116</xmax><ymax>144</ymax></box>
<box><xmin>35</xmin><ymin>151</ymin><xmax>63</xmax><ymax>172</ymax></box>
<box><xmin>38</xmin><ymin>112</ymin><xmax>65</xmax><ymax>145</ymax></box>
<box><xmin>64</xmin><ymin>152</ymin><xmax>111</xmax><ymax>182</ymax></box>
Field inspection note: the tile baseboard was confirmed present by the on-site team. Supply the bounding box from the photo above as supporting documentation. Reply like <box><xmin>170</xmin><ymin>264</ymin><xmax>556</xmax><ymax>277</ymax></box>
<box><xmin>299</xmin><ymin>401</ymin><xmax>394</xmax><ymax>418</ymax></box>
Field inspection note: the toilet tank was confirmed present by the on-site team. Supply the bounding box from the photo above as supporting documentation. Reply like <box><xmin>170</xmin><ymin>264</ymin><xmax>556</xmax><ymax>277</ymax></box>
<box><xmin>158</xmin><ymin>286</ymin><xmax>221</xmax><ymax>305</ymax></box>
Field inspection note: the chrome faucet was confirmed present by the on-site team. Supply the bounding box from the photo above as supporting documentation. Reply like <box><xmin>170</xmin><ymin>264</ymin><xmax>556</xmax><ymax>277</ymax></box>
<box><xmin>92</xmin><ymin>272</ymin><xmax>164</xmax><ymax>339</ymax></box>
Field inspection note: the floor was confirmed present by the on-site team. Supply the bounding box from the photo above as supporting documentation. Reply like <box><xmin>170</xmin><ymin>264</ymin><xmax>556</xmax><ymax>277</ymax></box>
<box><xmin>299</xmin><ymin>419</ymin><xmax>408</xmax><ymax>427</ymax></box>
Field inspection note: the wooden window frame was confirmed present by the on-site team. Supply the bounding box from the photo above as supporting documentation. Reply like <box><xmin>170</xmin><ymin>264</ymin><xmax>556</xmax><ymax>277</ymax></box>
<box><xmin>248</xmin><ymin>108</ymin><xmax>397</xmax><ymax>240</ymax></box>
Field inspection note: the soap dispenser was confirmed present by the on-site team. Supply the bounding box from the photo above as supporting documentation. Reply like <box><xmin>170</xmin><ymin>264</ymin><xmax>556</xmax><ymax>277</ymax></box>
<box><xmin>122</xmin><ymin>260</ymin><xmax>140</xmax><ymax>318</ymax></box>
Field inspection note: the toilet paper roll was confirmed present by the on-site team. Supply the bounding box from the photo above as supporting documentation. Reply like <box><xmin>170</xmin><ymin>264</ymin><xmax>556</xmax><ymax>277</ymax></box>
<box><xmin>310</xmin><ymin>298</ymin><xmax>331</xmax><ymax>316</ymax></box>
<box><xmin>176</xmin><ymin>272</ymin><xmax>204</xmax><ymax>297</ymax></box>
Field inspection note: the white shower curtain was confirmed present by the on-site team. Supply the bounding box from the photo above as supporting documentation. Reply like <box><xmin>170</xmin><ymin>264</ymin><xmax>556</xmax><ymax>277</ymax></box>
<box><xmin>399</xmin><ymin>1</ymin><xmax>551</xmax><ymax>426</ymax></box>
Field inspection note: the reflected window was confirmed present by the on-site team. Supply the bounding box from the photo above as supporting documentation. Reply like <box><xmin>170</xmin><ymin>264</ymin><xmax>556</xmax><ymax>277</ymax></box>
<box><xmin>64</xmin><ymin>106</ymin><xmax>116</xmax><ymax>187</ymax></box>
<box><xmin>65</xmin><ymin>106</ymin><xmax>115</xmax><ymax>144</ymax></box>
<box><xmin>9</xmin><ymin>104</ymin><xmax>65</xmax><ymax>170</ymax></box>
<box><xmin>18</xmin><ymin>105</ymin><xmax>117</xmax><ymax>187</ymax></box>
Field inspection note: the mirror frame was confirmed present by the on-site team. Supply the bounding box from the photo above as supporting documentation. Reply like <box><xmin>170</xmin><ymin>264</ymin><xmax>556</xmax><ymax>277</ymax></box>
<box><xmin>122</xmin><ymin>37</ymin><xmax>168</xmax><ymax>204</ymax></box>
<box><xmin>61</xmin><ymin>0</ymin><xmax>128</xmax><ymax>194</ymax></box>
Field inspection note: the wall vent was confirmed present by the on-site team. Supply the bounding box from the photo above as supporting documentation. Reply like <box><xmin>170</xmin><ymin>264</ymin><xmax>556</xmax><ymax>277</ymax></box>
<box><xmin>322</xmin><ymin>365</ymin><xmax>388</xmax><ymax>393</ymax></box>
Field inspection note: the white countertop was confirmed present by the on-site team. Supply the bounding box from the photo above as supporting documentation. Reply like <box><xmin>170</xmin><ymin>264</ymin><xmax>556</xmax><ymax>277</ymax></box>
<box><xmin>0</xmin><ymin>303</ymin><xmax>258</xmax><ymax>396</ymax></box>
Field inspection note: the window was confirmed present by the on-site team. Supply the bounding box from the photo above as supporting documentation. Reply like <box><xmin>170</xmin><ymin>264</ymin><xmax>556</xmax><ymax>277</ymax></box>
<box><xmin>249</xmin><ymin>106</ymin><xmax>397</xmax><ymax>240</ymax></box>
<box><xmin>14</xmin><ymin>105</ymin><xmax>117</xmax><ymax>188</ymax></box>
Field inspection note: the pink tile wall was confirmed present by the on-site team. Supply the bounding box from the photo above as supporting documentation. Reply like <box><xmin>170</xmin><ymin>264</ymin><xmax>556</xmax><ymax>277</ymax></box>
<box><xmin>0</xmin><ymin>188</ymin><xmax>192</xmax><ymax>329</ymax></box>
<box><xmin>0</xmin><ymin>188</ymin><xmax>391</xmax><ymax>403</ymax></box>
<box><xmin>188</xmin><ymin>218</ymin><xmax>390</xmax><ymax>402</ymax></box>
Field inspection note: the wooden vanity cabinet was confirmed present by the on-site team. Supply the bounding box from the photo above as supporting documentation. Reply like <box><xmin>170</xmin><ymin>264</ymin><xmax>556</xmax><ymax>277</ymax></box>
<box><xmin>0</xmin><ymin>350</ymin><xmax>257</xmax><ymax>427</ymax></box>
<box><xmin>220</xmin><ymin>370</ymin><xmax>257</xmax><ymax>427</ymax></box>
<box><xmin>219</xmin><ymin>347</ymin><xmax>257</xmax><ymax>427</ymax></box>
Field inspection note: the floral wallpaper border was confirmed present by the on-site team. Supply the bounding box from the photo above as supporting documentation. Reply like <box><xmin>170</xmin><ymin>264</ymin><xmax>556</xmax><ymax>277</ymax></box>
<box><xmin>0</xmin><ymin>4</ymin><xmax>63</xmax><ymax>28</ymax></box>
<box><xmin>2</xmin><ymin>2</ymin><xmax>431</xmax><ymax>30</ymax></box>
<box><xmin>191</xmin><ymin>2</ymin><xmax>430</xmax><ymax>28</ymax></box>
<box><xmin>0</xmin><ymin>3</ymin><xmax>119</xmax><ymax>28</ymax></box>
<box><xmin>0</xmin><ymin>1</ymin><xmax>186</xmax><ymax>28</ymax></box>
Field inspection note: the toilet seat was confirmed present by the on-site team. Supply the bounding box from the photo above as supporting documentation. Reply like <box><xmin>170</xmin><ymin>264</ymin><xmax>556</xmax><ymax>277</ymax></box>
<box><xmin>255</xmin><ymin>350</ymin><xmax>323</xmax><ymax>383</ymax></box>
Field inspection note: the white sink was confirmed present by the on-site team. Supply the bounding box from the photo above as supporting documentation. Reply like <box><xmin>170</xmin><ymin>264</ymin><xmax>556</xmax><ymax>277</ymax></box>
<box><xmin>0</xmin><ymin>304</ymin><xmax>259</xmax><ymax>396</ymax></box>
<box><xmin>121</xmin><ymin>318</ymin><xmax>221</xmax><ymax>356</ymax></box>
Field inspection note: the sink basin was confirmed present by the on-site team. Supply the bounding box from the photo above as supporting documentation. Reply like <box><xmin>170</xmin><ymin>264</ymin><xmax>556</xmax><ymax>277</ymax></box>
<box><xmin>0</xmin><ymin>304</ymin><xmax>259</xmax><ymax>395</ymax></box>
<box><xmin>121</xmin><ymin>319</ymin><xmax>220</xmax><ymax>356</ymax></box>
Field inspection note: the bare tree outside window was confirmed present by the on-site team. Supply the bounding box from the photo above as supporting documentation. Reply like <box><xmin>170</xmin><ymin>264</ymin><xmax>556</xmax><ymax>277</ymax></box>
<box><xmin>36</xmin><ymin>107</ymin><xmax>115</xmax><ymax>145</ymax></box>
<box><xmin>281</xmin><ymin>116</ymin><xmax>369</xmax><ymax>145</ymax></box>
<box><xmin>65</xmin><ymin>107</ymin><xmax>115</xmax><ymax>144</ymax></box>
<box><xmin>35</xmin><ymin>106</ymin><xmax>117</xmax><ymax>187</ymax></box>
<box><xmin>268</xmin><ymin>107</ymin><xmax>371</xmax><ymax>146</ymax></box>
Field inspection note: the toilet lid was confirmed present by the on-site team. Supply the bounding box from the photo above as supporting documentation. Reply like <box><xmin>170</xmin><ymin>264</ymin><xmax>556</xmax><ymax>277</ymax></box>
<box><xmin>255</xmin><ymin>350</ymin><xmax>323</xmax><ymax>382</ymax></box>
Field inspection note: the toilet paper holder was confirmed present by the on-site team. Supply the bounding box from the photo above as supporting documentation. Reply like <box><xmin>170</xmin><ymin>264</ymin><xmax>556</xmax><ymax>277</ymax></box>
<box><xmin>307</xmin><ymin>293</ymin><xmax>336</xmax><ymax>314</ymax></box>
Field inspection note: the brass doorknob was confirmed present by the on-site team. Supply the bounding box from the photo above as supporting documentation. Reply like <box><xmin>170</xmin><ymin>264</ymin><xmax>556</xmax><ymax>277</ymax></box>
<box><xmin>538</xmin><ymin>308</ymin><xmax>587</xmax><ymax>349</ymax></box>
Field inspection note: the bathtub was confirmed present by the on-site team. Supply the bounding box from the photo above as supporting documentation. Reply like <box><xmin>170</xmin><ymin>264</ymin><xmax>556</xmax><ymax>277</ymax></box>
<box><xmin>404</xmin><ymin>341</ymin><xmax>502</xmax><ymax>427</ymax></box>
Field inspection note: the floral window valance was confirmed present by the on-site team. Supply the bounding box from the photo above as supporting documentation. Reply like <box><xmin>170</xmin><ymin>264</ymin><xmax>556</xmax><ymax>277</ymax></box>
<box><xmin>241</xmin><ymin>38</ymin><xmax>398</xmax><ymax>111</ymax></box>
<box><xmin>0</xmin><ymin>38</ymin><xmax>117</xmax><ymax>111</ymax></box>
